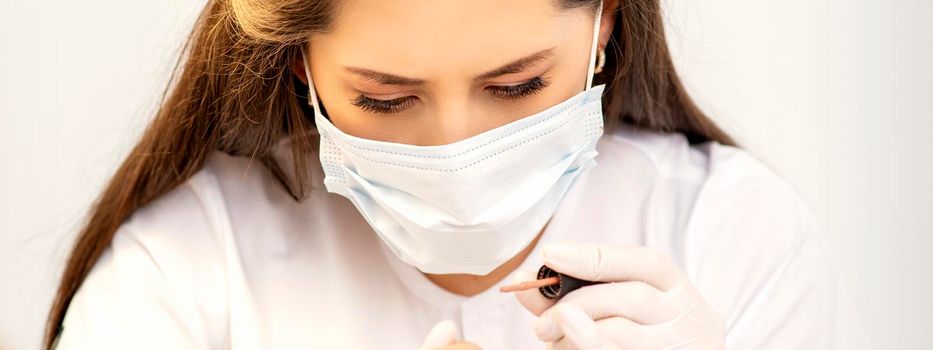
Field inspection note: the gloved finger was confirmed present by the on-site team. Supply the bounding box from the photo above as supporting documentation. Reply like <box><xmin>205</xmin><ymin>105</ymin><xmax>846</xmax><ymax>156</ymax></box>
<box><xmin>549</xmin><ymin>303</ymin><xmax>617</xmax><ymax>350</ymax></box>
<box><xmin>419</xmin><ymin>320</ymin><xmax>459</xmax><ymax>350</ymax></box>
<box><xmin>557</xmin><ymin>280</ymin><xmax>678</xmax><ymax>324</ymax></box>
<box><xmin>534</xmin><ymin>281</ymin><xmax>673</xmax><ymax>342</ymax></box>
<box><xmin>535</xmin><ymin>307</ymin><xmax>559</xmax><ymax>341</ymax></box>
<box><xmin>541</xmin><ymin>242</ymin><xmax>683</xmax><ymax>291</ymax></box>
<box><xmin>512</xmin><ymin>268</ymin><xmax>556</xmax><ymax>316</ymax></box>
<box><xmin>552</xmin><ymin>317</ymin><xmax>645</xmax><ymax>350</ymax></box>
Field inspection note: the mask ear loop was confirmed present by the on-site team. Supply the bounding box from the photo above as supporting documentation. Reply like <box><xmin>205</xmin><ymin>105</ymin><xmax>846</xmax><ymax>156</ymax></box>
<box><xmin>585</xmin><ymin>0</ymin><xmax>604</xmax><ymax>89</ymax></box>
<box><xmin>300</xmin><ymin>46</ymin><xmax>323</xmax><ymax>118</ymax></box>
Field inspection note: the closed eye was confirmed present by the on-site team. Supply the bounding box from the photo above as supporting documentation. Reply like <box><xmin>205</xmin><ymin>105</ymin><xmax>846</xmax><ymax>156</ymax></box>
<box><xmin>350</xmin><ymin>76</ymin><xmax>551</xmax><ymax>114</ymax></box>
<box><xmin>486</xmin><ymin>76</ymin><xmax>550</xmax><ymax>100</ymax></box>
<box><xmin>350</xmin><ymin>95</ymin><xmax>417</xmax><ymax>114</ymax></box>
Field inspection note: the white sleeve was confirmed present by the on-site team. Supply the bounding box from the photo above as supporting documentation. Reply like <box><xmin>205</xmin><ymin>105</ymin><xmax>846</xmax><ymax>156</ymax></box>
<box><xmin>55</xmin><ymin>180</ymin><xmax>228</xmax><ymax>350</ymax></box>
<box><xmin>684</xmin><ymin>153</ymin><xmax>835</xmax><ymax>349</ymax></box>
<box><xmin>722</xmin><ymin>209</ymin><xmax>834</xmax><ymax>349</ymax></box>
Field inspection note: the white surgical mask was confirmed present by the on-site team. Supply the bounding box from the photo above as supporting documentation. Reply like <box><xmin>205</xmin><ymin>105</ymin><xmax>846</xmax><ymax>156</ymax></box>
<box><xmin>301</xmin><ymin>2</ymin><xmax>605</xmax><ymax>275</ymax></box>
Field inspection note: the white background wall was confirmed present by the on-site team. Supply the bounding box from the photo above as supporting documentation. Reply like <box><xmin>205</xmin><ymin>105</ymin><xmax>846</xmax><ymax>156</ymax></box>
<box><xmin>1</xmin><ymin>0</ymin><xmax>930</xmax><ymax>349</ymax></box>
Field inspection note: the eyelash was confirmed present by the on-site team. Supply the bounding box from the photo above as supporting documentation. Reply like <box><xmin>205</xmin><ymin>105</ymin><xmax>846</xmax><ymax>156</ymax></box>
<box><xmin>351</xmin><ymin>76</ymin><xmax>550</xmax><ymax>114</ymax></box>
<box><xmin>351</xmin><ymin>95</ymin><xmax>416</xmax><ymax>114</ymax></box>
<box><xmin>487</xmin><ymin>76</ymin><xmax>550</xmax><ymax>100</ymax></box>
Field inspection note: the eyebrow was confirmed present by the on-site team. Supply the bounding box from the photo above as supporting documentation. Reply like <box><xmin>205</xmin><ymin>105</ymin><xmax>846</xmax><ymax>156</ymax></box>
<box><xmin>344</xmin><ymin>47</ymin><xmax>556</xmax><ymax>86</ymax></box>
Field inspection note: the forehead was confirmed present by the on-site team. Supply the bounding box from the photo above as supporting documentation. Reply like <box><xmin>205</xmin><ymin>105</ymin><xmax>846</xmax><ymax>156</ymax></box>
<box><xmin>312</xmin><ymin>0</ymin><xmax>588</xmax><ymax>76</ymax></box>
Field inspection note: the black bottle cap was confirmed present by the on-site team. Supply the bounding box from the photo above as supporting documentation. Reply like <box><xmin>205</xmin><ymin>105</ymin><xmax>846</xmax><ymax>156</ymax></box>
<box><xmin>536</xmin><ymin>264</ymin><xmax>600</xmax><ymax>300</ymax></box>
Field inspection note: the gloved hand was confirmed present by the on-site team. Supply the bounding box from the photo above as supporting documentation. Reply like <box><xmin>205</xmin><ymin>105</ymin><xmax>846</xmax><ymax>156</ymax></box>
<box><xmin>512</xmin><ymin>242</ymin><xmax>724</xmax><ymax>350</ymax></box>
<box><xmin>419</xmin><ymin>320</ymin><xmax>482</xmax><ymax>350</ymax></box>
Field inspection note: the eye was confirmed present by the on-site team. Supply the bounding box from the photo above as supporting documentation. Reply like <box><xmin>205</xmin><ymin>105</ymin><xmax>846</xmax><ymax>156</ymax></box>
<box><xmin>351</xmin><ymin>95</ymin><xmax>417</xmax><ymax>114</ymax></box>
<box><xmin>487</xmin><ymin>76</ymin><xmax>550</xmax><ymax>100</ymax></box>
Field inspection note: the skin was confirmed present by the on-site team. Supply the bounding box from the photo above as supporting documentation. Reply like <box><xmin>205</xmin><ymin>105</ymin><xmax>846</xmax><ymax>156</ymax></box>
<box><xmin>293</xmin><ymin>0</ymin><xmax>617</xmax><ymax>306</ymax></box>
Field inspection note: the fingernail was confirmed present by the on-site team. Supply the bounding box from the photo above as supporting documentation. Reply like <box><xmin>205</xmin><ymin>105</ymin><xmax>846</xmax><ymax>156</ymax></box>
<box><xmin>542</xmin><ymin>243</ymin><xmax>575</xmax><ymax>265</ymax></box>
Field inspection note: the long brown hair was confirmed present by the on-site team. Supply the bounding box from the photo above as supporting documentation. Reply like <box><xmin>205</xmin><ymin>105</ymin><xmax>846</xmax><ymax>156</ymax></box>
<box><xmin>44</xmin><ymin>0</ymin><xmax>733</xmax><ymax>347</ymax></box>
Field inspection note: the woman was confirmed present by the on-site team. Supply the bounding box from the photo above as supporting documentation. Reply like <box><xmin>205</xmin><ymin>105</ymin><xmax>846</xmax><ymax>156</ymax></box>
<box><xmin>45</xmin><ymin>0</ymin><xmax>833</xmax><ymax>348</ymax></box>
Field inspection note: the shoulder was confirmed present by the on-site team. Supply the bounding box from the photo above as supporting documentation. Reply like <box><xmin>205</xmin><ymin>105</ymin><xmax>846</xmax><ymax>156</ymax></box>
<box><xmin>103</xmin><ymin>144</ymin><xmax>322</xmax><ymax>297</ymax></box>
<box><xmin>684</xmin><ymin>146</ymin><xmax>833</xmax><ymax>347</ymax></box>
<box><xmin>82</xmin><ymin>148</ymin><xmax>297</xmax><ymax>315</ymax></box>
<box><xmin>597</xmin><ymin>124</ymin><xmax>825</xmax><ymax>291</ymax></box>
<box><xmin>603</xmin><ymin>126</ymin><xmax>820</xmax><ymax>267</ymax></box>
<box><xmin>118</xmin><ymin>151</ymin><xmax>246</xmax><ymax>266</ymax></box>
<box><xmin>597</xmin><ymin>125</ymin><xmax>818</xmax><ymax>245</ymax></box>
<box><xmin>597</xmin><ymin>126</ymin><xmax>832</xmax><ymax>345</ymax></box>
<box><xmin>683</xmin><ymin>141</ymin><xmax>819</xmax><ymax>264</ymax></box>
<box><xmin>60</xmin><ymin>152</ymin><xmax>250</xmax><ymax>347</ymax></box>
<box><xmin>104</xmin><ymin>153</ymin><xmax>250</xmax><ymax>318</ymax></box>
<box><xmin>120</xmin><ymin>144</ymin><xmax>308</xmax><ymax>259</ymax></box>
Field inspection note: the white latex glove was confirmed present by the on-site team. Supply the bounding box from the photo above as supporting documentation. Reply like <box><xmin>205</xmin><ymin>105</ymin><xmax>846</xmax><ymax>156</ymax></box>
<box><xmin>513</xmin><ymin>242</ymin><xmax>724</xmax><ymax>350</ymax></box>
<box><xmin>419</xmin><ymin>320</ymin><xmax>482</xmax><ymax>350</ymax></box>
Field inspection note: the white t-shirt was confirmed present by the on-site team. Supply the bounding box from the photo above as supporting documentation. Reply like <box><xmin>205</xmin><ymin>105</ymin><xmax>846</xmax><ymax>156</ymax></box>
<box><xmin>57</xmin><ymin>125</ymin><xmax>834</xmax><ymax>349</ymax></box>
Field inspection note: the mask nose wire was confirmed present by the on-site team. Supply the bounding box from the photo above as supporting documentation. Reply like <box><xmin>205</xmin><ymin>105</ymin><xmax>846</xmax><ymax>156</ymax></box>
<box><xmin>585</xmin><ymin>0</ymin><xmax>604</xmax><ymax>90</ymax></box>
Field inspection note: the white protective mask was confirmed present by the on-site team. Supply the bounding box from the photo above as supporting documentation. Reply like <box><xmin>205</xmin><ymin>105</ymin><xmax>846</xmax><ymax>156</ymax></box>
<box><xmin>301</xmin><ymin>2</ymin><xmax>605</xmax><ymax>275</ymax></box>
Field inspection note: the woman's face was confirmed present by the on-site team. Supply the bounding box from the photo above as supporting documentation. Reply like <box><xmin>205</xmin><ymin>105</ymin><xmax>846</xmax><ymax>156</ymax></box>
<box><xmin>297</xmin><ymin>0</ymin><xmax>606</xmax><ymax>146</ymax></box>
